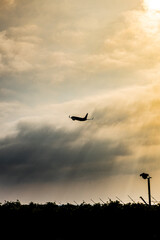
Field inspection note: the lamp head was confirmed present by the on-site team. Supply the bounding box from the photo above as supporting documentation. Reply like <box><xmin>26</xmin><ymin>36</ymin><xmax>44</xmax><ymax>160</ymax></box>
<box><xmin>140</xmin><ymin>173</ymin><xmax>149</xmax><ymax>179</ymax></box>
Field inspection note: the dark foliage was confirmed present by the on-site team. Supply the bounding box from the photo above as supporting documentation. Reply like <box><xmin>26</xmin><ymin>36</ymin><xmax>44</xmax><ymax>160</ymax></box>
<box><xmin>0</xmin><ymin>200</ymin><xmax>160</xmax><ymax>239</ymax></box>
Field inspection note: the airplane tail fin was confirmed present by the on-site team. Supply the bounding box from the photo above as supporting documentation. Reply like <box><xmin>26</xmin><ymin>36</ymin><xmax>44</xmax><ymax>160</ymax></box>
<box><xmin>84</xmin><ymin>113</ymin><xmax>88</xmax><ymax>119</ymax></box>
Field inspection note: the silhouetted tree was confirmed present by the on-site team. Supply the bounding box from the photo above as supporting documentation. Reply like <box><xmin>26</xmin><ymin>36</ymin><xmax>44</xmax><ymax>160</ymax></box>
<box><xmin>0</xmin><ymin>200</ymin><xmax>159</xmax><ymax>239</ymax></box>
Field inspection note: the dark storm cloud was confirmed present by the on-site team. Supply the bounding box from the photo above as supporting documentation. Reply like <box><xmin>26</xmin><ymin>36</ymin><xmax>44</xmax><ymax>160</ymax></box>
<box><xmin>0</xmin><ymin>122</ymin><xmax>131</xmax><ymax>186</ymax></box>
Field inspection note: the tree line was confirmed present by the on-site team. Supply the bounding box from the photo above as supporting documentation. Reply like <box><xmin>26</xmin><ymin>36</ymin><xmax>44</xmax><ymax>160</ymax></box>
<box><xmin>0</xmin><ymin>200</ymin><xmax>159</xmax><ymax>239</ymax></box>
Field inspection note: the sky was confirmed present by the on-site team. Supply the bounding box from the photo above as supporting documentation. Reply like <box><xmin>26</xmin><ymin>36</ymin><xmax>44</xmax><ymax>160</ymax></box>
<box><xmin>1</xmin><ymin>0</ymin><xmax>160</xmax><ymax>204</ymax></box>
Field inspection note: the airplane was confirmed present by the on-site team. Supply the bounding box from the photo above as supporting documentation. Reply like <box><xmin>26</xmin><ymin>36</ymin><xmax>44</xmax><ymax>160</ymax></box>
<box><xmin>69</xmin><ymin>113</ymin><xmax>94</xmax><ymax>121</ymax></box>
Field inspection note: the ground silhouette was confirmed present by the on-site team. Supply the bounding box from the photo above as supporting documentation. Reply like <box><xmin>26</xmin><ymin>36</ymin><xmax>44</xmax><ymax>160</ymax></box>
<box><xmin>0</xmin><ymin>200</ymin><xmax>159</xmax><ymax>239</ymax></box>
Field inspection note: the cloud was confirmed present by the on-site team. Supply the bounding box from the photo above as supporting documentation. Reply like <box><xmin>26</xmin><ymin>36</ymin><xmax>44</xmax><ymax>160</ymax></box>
<box><xmin>0</xmin><ymin>120</ymin><xmax>132</xmax><ymax>186</ymax></box>
<box><xmin>1</xmin><ymin>83</ymin><xmax>160</xmax><ymax>187</ymax></box>
<box><xmin>1</xmin><ymin>80</ymin><xmax>160</xmax><ymax>202</ymax></box>
<box><xmin>1</xmin><ymin>0</ymin><xmax>160</xmax><ymax>201</ymax></box>
<box><xmin>0</xmin><ymin>25</ymin><xmax>41</xmax><ymax>74</ymax></box>
<box><xmin>0</xmin><ymin>0</ymin><xmax>15</xmax><ymax>10</ymax></box>
<box><xmin>81</xmin><ymin>8</ymin><xmax>160</xmax><ymax>76</ymax></box>
<box><xmin>0</xmin><ymin>0</ymin><xmax>154</xmax><ymax>103</ymax></box>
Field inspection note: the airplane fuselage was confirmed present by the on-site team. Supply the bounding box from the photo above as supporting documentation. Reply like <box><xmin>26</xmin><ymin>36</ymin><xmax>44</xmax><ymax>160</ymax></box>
<box><xmin>69</xmin><ymin>113</ymin><xmax>90</xmax><ymax>121</ymax></box>
<box><xmin>71</xmin><ymin>116</ymin><xmax>87</xmax><ymax>121</ymax></box>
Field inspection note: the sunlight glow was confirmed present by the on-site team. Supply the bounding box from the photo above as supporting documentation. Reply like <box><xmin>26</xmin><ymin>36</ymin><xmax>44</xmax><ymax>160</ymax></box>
<box><xmin>144</xmin><ymin>0</ymin><xmax>160</xmax><ymax>11</ymax></box>
<box><xmin>141</xmin><ymin>0</ymin><xmax>160</xmax><ymax>35</ymax></box>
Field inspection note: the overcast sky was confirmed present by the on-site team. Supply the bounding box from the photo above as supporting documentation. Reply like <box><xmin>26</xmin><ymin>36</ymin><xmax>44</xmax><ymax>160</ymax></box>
<box><xmin>1</xmin><ymin>0</ymin><xmax>160</xmax><ymax>204</ymax></box>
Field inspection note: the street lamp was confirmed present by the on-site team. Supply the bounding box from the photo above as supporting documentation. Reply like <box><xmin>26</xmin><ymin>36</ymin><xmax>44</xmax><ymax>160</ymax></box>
<box><xmin>140</xmin><ymin>173</ymin><xmax>152</xmax><ymax>206</ymax></box>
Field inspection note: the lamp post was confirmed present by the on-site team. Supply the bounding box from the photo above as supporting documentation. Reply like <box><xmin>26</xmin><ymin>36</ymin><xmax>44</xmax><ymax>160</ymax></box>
<box><xmin>140</xmin><ymin>173</ymin><xmax>152</xmax><ymax>206</ymax></box>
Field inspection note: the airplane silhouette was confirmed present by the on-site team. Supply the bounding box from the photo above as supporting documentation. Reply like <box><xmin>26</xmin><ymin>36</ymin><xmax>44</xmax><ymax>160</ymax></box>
<box><xmin>69</xmin><ymin>113</ymin><xmax>94</xmax><ymax>121</ymax></box>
